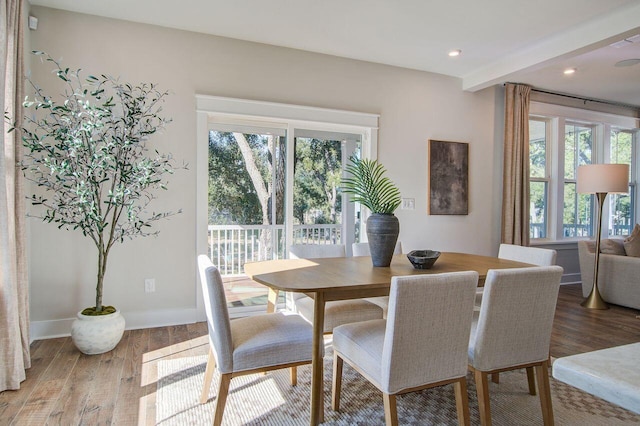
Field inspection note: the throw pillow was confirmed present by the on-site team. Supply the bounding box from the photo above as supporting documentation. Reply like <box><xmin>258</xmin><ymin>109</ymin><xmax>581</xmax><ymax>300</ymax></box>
<box><xmin>600</xmin><ymin>238</ymin><xmax>626</xmax><ymax>255</ymax></box>
<box><xmin>623</xmin><ymin>224</ymin><xmax>640</xmax><ymax>257</ymax></box>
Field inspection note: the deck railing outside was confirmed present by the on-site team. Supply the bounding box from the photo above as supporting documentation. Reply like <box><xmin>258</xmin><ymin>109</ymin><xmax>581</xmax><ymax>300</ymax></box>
<box><xmin>208</xmin><ymin>224</ymin><xmax>341</xmax><ymax>275</ymax></box>
<box><xmin>530</xmin><ymin>220</ymin><xmax>632</xmax><ymax>239</ymax></box>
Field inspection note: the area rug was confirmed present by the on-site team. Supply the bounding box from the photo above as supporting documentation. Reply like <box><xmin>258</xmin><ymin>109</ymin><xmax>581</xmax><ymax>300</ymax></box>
<box><xmin>156</xmin><ymin>349</ymin><xmax>640</xmax><ymax>425</ymax></box>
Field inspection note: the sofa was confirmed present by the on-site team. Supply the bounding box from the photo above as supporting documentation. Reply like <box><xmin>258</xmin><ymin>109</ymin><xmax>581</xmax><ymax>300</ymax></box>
<box><xmin>577</xmin><ymin>239</ymin><xmax>640</xmax><ymax>310</ymax></box>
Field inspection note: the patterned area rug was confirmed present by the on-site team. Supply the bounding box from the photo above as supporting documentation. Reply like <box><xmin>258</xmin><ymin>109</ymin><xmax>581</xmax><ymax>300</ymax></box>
<box><xmin>156</xmin><ymin>349</ymin><xmax>640</xmax><ymax>425</ymax></box>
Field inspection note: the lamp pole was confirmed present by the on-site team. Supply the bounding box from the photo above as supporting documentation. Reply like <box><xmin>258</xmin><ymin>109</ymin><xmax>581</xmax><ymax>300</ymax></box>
<box><xmin>581</xmin><ymin>192</ymin><xmax>608</xmax><ymax>310</ymax></box>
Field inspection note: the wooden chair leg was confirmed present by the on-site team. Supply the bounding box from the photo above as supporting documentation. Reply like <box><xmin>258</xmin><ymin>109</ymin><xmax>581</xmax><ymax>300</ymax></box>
<box><xmin>491</xmin><ymin>373</ymin><xmax>499</xmax><ymax>383</ymax></box>
<box><xmin>474</xmin><ymin>370</ymin><xmax>492</xmax><ymax>426</ymax></box>
<box><xmin>454</xmin><ymin>378</ymin><xmax>471</xmax><ymax>426</ymax></box>
<box><xmin>213</xmin><ymin>373</ymin><xmax>232</xmax><ymax>426</ymax></box>
<box><xmin>200</xmin><ymin>348</ymin><xmax>216</xmax><ymax>403</ymax></box>
<box><xmin>383</xmin><ymin>393</ymin><xmax>398</xmax><ymax>426</ymax></box>
<box><xmin>526</xmin><ymin>366</ymin><xmax>537</xmax><ymax>395</ymax></box>
<box><xmin>535</xmin><ymin>363</ymin><xmax>554</xmax><ymax>426</ymax></box>
<box><xmin>331</xmin><ymin>354</ymin><xmax>343</xmax><ymax>411</ymax></box>
<box><xmin>290</xmin><ymin>367</ymin><xmax>297</xmax><ymax>386</ymax></box>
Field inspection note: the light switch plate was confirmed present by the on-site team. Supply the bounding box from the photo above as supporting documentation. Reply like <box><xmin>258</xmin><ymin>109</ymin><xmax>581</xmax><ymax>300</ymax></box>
<box><xmin>401</xmin><ymin>198</ymin><xmax>415</xmax><ymax>210</ymax></box>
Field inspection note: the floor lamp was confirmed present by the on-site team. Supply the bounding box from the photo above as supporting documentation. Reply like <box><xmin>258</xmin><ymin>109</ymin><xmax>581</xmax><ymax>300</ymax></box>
<box><xmin>577</xmin><ymin>164</ymin><xmax>629</xmax><ymax>310</ymax></box>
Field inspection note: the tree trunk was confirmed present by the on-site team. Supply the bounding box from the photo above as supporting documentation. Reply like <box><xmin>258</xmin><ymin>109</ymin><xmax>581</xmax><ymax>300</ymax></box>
<box><xmin>233</xmin><ymin>133</ymin><xmax>273</xmax><ymax>257</ymax></box>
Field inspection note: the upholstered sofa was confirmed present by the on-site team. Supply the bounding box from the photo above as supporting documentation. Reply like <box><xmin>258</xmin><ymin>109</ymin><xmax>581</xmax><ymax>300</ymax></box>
<box><xmin>577</xmin><ymin>239</ymin><xmax>640</xmax><ymax>310</ymax></box>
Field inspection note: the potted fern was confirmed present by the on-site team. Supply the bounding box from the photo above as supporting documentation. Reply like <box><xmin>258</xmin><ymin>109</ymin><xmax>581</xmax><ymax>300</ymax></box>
<box><xmin>11</xmin><ymin>52</ymin><xmax>181</xmax><ymax>354</ymax></box>
<box><xmin>342</xmin><ymin>157</ymin><xmax>401</xmax><ymax>266</ymax></box>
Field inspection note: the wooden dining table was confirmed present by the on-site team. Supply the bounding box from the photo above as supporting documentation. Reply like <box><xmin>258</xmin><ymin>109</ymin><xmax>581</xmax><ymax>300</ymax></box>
<box><xmin>244</xmin><ymin>252</ymin><xmax>532</xmax><ymax>426</ymax></box>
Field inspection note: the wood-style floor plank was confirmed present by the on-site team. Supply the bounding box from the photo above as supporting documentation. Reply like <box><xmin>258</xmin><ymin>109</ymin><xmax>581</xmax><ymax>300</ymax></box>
<box><xmin>10</xmin><ymin>338</ymin><xmax>78</xmax><ymax>425</ymax></box>
<box><xmin>111</xmin><ymin>329</ymin><xmax>149</xmax><ymax>426</ymax></box>
<box><xmin>1</xmin><ymin>284</ymin><xmax>638</xmax><ymax>425</ymax></box>
<box><xmin>78</xmin><ymin>331</ymin><xmax>129</xmax><ymax>426</ymax></box>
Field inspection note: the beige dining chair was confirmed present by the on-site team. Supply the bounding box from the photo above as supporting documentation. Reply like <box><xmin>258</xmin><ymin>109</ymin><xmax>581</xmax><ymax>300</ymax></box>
<box><xmin>197</xmin><ymin>255</ymin><xmax>314</xmax><ymax>425</ymax></box>
<box><xmin>332</xmin><ymin>271</ymin><xmax>479</xmax><ymax>426</ymax></box>
<box><xmin>289</xmin><ymin>244</ymin><xmax>384</xmax><ymax>332</ymax></box>
<box><xmin>352</xmin><ymin>240</ymin><xmax>403</xmax><ymax>257</ymax></box>
<box><xmin>352</xmin><ymin>241</ymin><xmax>403</xmax><ymax>317</ymax></box>
<box><xmin>468</xmin><ymin>265</ymin><xmax>563</xmax><ymax>426</ymax></box>
<box><xmin>475</xmin><ymin>244</ymin><xmax>557</xmax><ymax>308</ymax></box>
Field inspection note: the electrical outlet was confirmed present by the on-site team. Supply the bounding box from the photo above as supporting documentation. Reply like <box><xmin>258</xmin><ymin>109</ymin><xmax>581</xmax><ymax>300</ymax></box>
<box><xmin>401</xmin><ymin>198</ymin><xmax>415</xmax><ymax>210</ymax></box>
<box><xmin>145</xmin><ymin>278</ymin><xmax>156</xmax><ymax>293</ymax></box>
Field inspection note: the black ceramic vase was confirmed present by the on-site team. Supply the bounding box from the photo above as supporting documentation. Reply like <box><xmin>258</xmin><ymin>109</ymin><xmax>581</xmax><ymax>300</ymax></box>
<box><xmin>366</xmin><ymin>213</ymin><xmax>399</xmax><ymax>267</ymax></box>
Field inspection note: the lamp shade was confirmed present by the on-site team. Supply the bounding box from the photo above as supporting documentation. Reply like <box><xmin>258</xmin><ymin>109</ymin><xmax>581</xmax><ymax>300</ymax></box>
<box><xmin>577</xmin><ymin>164</ymin><xmax>629</xmax><ymax>194</ymax></box>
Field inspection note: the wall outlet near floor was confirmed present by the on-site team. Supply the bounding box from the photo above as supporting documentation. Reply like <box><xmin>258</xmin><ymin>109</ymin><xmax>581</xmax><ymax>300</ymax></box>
<box><xmin>401</xmin><ymin>198</ymin><xmax>415</xmax><ymax>210</ymax></box>
<box><xmin>144</xmin><ymin>278</ymin><xmax>156</xmax><ymax>293</ymax></box>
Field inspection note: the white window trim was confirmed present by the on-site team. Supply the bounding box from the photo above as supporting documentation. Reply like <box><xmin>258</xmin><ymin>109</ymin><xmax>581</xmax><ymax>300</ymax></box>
<box><xmin>195</xmin><ymin>95</ymin><xmax>379</xmax><ymax>315</ymax></box>
<box><xmin>530</xmin><ymin>102</ymin><xmax>640</xmax><ymax>244</ymax></box>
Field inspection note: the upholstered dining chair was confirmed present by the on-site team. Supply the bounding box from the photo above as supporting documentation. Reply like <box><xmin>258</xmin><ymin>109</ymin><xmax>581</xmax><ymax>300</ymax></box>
<box><xmin>468</xmin><ymin>266</ymin><xmax>563</xmax><ymax>426</ymax></box>
<box><xmin>352</xmin><ymin>240</ymin><xmax>403</xmax><ymax>257</ymax></box>
<box><xmin>289</xmin><ymin>244</ymin><xmax>384</xmax><ymax>332</ymax></box>
<box><xmin>197</xmin><ymin>255</ymin><xmax>314</xmax><ymax>425</ymax></box>
<box><xmin>352</xmin><ymin>241</ymin><xmax>403</xmax><ymax>317</ymax></box>
<box><xmin>332</xmin><ymin>271</ymin><xmax>479</xmax><ymax>426</ymax></box>
<box><xmin>475</xmin><ymin>244</ymin><xmax>557</xmax><ymax>308</ymax></box>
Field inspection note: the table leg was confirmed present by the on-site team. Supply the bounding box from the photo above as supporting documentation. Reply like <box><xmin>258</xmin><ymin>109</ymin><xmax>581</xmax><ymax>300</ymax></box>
<box><xmin>266</xmin><ymin>288</ymin><xmax>279</xmax><ymax>313</ymax></box>
<box><xmin>310</xmin><ymin>292</ymin><xmax>325</xmax><ymax>425</ymax></box>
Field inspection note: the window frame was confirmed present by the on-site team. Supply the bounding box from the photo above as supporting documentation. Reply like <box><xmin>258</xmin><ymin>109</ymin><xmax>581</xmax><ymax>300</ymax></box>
<box><xmin>529</xmin><ymin>102</ymin><xmax>640</xmax><ymax>243</ymax></box>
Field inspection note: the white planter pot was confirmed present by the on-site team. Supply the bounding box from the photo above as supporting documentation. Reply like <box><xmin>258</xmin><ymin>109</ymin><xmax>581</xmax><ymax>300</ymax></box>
<box><xmin>71</xmin><ymin>309</ymin><xmax>126</xmax><ymax>355</ymax></box>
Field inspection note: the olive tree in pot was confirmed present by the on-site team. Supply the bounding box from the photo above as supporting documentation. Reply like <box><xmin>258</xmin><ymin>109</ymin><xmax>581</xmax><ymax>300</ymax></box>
<box><xmin>11</xmin><ymin>52</ymin><xmax>181</xmax><ymax>354</ymax></box>
<box><xmin>342</xmin><ymin>157</ymin><xmax>401</xmax><ymax>267</ymax></box>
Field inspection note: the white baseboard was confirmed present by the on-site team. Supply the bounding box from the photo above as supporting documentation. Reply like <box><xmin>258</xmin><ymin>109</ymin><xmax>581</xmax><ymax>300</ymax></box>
<box><xmin>561</xmin><ymin>272</ymin><xmax>582</xmax><ymax>285</ymax></box>
<box><xmin>30</xmin><ymin>307</ymin><xmax>207</xmax><ymax>342</ymax></box>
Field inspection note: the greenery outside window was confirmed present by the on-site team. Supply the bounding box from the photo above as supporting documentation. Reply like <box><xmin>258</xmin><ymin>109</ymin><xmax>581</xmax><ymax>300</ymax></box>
<box><xmin>609</xmin><ymin>129</ymin><xmax>635</xmax><ymax>236</ymax></box>
<box><xmin>529</xmin><ymin>119</ymin><xmax>549</xmax><ymax>238</ymax></box>
<box><xmin>563</xmin><ymin>123</ymin><xmax>594</xmax><ymax>238</ymax></box>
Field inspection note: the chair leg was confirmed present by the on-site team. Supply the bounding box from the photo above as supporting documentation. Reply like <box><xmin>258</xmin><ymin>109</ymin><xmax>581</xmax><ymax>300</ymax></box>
<box><xmin>331</xmin><ymin>354</ymin><xmax>343</xmax><ymax>411</ymax></box>
<box><xmin>212</xmin><ymin>373</ymin><xmax>232</xmax><ymax>426</ymax></box>
<box><xmin>200</xmin><ymin>348</ymin><xmax>216</xmax><ymax>404</ymax></box>
<box><xmin>290</xmin><ymin>367</ymin><xmax>297</xmax><ymax>386</ymax></box>
<box><xmin>535</xmin><ymin>362</ymin><xmax>554</xmax><ymax>426</ymax></box>
<box><xmin>453</xmin><ymin>378</ymin><xmax>471</xmax><ymax>426</ymax></box>
<box><xmin>491</xmin><ymin>373</ymin><xmax>499</xmax><ymax>384</ymax></box>
<box><xmin>526</xmin><ymin>366</ymin><xmax>537</xmax><ymax>395</ymax></box>
<box><xmin>383</xmin><ymin>393</ymin><xmax>398</xmax><ymax>426</ymax></box>
<box><xmin>474</xmin><ymin>370</ymin><xmax>492</xmax><ymax>426</ymax></box>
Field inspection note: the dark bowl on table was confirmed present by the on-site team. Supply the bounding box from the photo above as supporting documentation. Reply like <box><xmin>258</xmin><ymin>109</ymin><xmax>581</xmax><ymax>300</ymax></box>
<box><xmin>407</xmin><ymin>250</ymin><xmax>441</xmax><ymax>269</ymax></box>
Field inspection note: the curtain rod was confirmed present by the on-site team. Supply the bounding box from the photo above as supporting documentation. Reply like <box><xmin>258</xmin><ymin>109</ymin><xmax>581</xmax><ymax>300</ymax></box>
<box><xmin>529</xmin><ymin>87</ymin><xmax>639</xmax><ymax>110</ymax></box>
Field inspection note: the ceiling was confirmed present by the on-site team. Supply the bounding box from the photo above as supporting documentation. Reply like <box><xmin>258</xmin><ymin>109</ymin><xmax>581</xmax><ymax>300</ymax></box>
<box><xmin>30</xmin><ymin>0</ymin><xmax>640</xmax><ymax>107</ymax></box>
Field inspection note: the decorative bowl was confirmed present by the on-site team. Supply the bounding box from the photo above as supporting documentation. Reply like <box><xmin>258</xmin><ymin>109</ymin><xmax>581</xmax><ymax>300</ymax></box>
<box><xmin>407</xmin><ymin>250</ymin><xmax>441</xmax><ymax>269</ymax></box>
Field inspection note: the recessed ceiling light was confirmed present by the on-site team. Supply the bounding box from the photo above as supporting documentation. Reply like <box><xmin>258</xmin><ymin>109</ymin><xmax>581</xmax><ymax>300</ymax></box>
<box><xmin>615</xmin><ymin>59</ymin><xmax>640</xmax><ymax>67</ymax></box>
<box><xmin>563</xmin><ymin>68</ymin><xmax>576</xmax><ymax>75</ymax></box>
<box><xmin>448</xmin><ymin>49</ymin><xmax>462</xmax><ymax>57</ymax></box>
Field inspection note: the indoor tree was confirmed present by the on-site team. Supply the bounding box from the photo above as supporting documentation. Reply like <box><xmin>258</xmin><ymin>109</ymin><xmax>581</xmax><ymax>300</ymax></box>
<box><xmin>10</xmin><ymin>51</ymin><xmax>182</xmax><ymax>315</ymax></box>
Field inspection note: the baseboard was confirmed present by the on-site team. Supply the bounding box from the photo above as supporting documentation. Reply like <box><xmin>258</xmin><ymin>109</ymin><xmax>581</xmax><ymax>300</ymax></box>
<box><xmin>561</xmin><ymin>272</ymin><xmax>581</xmax><ymax>285</ymax></box>
<box><xmin>30</xmin><ymin>307</ymin><xmax>207</xmax><ymax>342</ymax></box>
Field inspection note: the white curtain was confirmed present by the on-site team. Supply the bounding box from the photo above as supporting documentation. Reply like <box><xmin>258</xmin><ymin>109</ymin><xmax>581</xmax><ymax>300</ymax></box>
<box><xmin>1</xmin><ymin>0</ymin><xmax>30</xmax><ymax>391</ymax></box>
<box><xmin>501</xmin><ymin>83</ymin><xmax>531</xmax><ymax>246</ymax></box>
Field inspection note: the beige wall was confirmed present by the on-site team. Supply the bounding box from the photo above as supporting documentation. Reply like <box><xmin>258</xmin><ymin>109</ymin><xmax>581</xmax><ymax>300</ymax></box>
<box><xmin>28</xmin><ymin>6</ymin><xmax>511</xmax><ymax>337</ymax></box>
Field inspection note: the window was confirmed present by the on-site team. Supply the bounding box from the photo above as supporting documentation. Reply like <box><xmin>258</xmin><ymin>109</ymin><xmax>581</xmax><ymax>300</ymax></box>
<box><xmin>529</xmin><ymin>119</ymin><xmax>548</xmax><ymax>238</ymax></box>
<box><xmin>562</xmin><ymin>123</ymin><xmax>593</xmax><ymax>238</ymax></box>
<box><xmin>609</xmin><ymin>129</ymin><xmax>636</xmax><ymax>236</ymax></box>
<box><xmin>529</xmin><ymin>103</ymin><xmax>639</xmax><ymax>241</ymax></box>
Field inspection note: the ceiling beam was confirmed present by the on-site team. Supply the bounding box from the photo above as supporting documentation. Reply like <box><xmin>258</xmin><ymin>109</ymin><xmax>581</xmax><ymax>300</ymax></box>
<box><xmin>462</xmin><ymin>2</ymin><xmax>640</xmax><ymax>92</ymax></box>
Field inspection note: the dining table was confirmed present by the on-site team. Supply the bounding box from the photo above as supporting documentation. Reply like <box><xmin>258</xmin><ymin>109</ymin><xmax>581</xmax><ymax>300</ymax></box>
<box><xmin>244</xmin><ymin>251</ymin><xmax>533</xmax><ymax>425</ymax></box>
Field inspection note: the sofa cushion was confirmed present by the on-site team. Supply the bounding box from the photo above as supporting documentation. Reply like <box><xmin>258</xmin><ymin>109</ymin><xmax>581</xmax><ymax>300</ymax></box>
<box><xmin>600</xmin><ymin>238</ymin><xmax>626</xmax><ymax>255</ymax></box>
<box><xmin>623</xmin><ymin>224</ymin><xmax>640</xmax><ymax>257</ymax></box>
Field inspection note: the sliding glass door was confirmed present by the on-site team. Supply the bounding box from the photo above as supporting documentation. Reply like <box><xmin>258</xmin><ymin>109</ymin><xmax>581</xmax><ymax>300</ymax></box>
<box><xmin>206</xmin><ymin>122</ymin><xmax>362</xmax><ymax>311</ymax></box>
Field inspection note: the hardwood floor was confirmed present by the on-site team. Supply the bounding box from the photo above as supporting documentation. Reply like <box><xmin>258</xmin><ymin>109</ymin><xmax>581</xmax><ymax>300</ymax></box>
<box><xmin>1</xmin><ymin>284</ymin><xmax>639</xmax><ymax>425</ymax></box>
